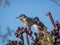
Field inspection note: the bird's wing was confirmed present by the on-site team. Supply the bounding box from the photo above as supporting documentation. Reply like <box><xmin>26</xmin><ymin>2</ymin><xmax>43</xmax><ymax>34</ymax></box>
<box><xmin>37</xmin><ymin>21</ymin><xmax>45</xmax><ymax>27</ymax></box>
<box><xmin>26</xmin><ymin>17</ymin><xmax>35</xmax><ymax>24</ymax></box>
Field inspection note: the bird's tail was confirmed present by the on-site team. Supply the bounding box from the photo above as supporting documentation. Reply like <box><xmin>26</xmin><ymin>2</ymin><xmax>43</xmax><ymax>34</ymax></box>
<box><xmin>43</xmin><ymin>26</ymin><xmax>47</xmax><ymax>40</ymax></box>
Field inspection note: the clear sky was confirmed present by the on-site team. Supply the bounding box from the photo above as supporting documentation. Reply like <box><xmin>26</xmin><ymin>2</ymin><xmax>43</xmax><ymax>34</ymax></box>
<box><xmin>0</xmin><ymin>0</ymin><xmax>60</xmax><ymax>45</ymax></box>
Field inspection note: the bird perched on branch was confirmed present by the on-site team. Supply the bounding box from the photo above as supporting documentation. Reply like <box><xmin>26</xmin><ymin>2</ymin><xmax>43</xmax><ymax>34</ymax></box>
<box><xmin>33</xmin><ymin>17</ymin><xmax>47</xmax><ymax>32</ymax></box>
<box><xmin>17</xmin><ymin>14</ymin><xmax>35</xmax><ymax>30</ymax></box>
<box><xmin>33</xmin><ymin>17</ymin><xmax>47</xmax><ymax>41</ymax></box>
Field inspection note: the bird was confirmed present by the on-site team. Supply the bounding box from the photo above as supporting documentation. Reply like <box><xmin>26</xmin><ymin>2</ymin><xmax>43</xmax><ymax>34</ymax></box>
<box><xmin>33</xmin><ymin>17</ymin><xmax>47</xmax><ymax>41</ymax></box>
<box><xmin>33</xmin><ymin>17</ymin><xmax>47</xmax><ymax>32</ymax></box>
<box><xmin>16</xmin><ymin>14</ymin><xmax>35</xmax><ymax>30</ymax></box>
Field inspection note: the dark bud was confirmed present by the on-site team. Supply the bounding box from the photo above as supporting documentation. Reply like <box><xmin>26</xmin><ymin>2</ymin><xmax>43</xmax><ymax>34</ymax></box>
<box><xmin>34</xmin><ymin>32</ymin><xmax>37</xmax><ymax>36</ymax></box>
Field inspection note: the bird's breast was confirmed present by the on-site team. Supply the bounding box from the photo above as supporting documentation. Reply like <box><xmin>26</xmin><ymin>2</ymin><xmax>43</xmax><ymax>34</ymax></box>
<box><xmin>22</xmin><ymin>19</ymin><xmax>32</xmax><ymax>26</ymax></box>
<box><xmin>33</xmin><ymin>24</ymin><xmax>42</xmax><ymax>31</ymax></box>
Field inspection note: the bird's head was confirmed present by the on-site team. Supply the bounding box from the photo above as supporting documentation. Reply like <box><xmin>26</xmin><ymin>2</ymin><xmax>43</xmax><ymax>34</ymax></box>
<box><xmin>34</xmin><ymin>17</ymin><xmax>39</xmax><ymax>21</ymax></box>
<box><xmin>34</xmin><ymin>17</ymin><xmax>40</xmax><ymax>24</ymax></box>
<box><xmin>17</xmin><ymin>14</ymin><xmax>26</xmax><ymax>20</ymax></box>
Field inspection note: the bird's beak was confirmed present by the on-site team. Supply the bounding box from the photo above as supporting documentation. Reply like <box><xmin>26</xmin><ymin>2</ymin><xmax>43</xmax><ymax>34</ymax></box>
<box><xmin>16</xmin><ymin>17</ymin><xmax>19</xmax><ymax>18</ymax></box>
<box><xmin>16</xmin><ymin>17</ymin><xmax>22</xmax><ymax>20</ymax></box>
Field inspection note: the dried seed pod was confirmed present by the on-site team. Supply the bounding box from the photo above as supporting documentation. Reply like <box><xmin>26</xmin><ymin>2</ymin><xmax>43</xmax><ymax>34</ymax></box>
<box><xmin>7</xmin><ymin>40</ymin><xmax>12</xmax><ymax>45</ymax></box>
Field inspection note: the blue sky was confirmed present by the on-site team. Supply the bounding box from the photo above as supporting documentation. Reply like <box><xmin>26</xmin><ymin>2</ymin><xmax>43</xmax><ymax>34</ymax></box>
<box><xmin>0</xmin><ymin>0</ymin><xmax>60</xmax><ymax>45</ymax></box>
